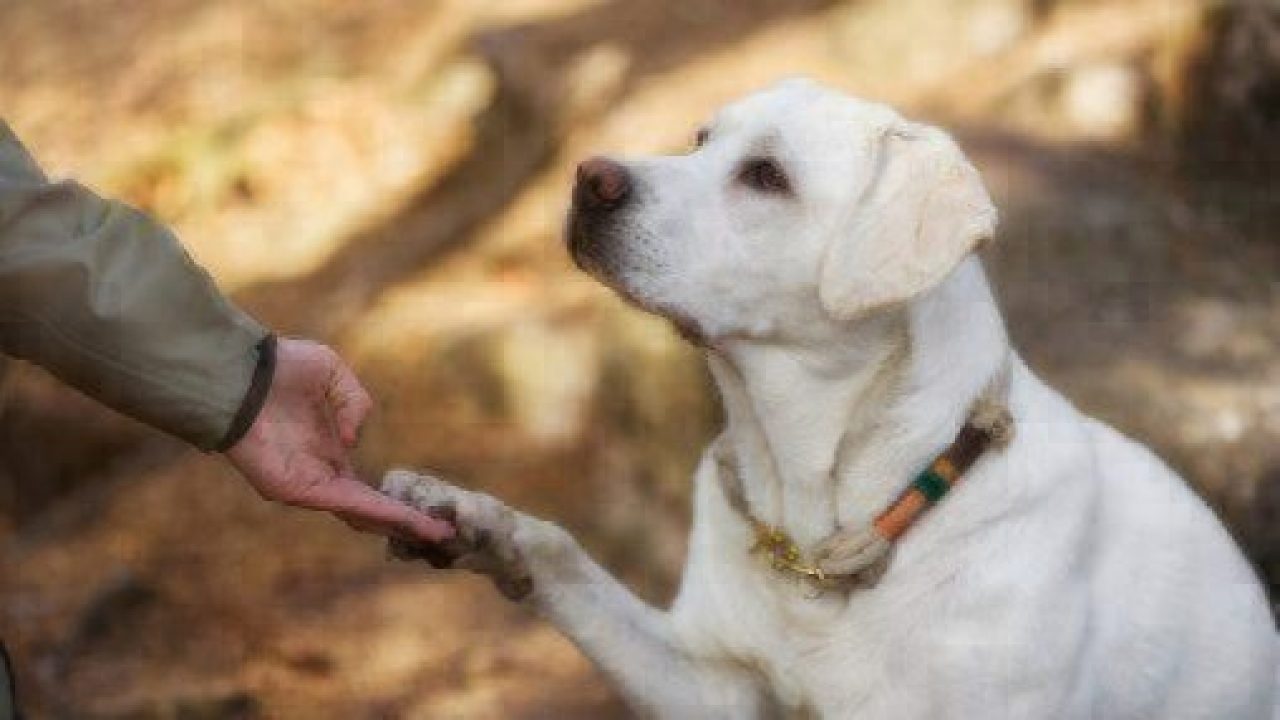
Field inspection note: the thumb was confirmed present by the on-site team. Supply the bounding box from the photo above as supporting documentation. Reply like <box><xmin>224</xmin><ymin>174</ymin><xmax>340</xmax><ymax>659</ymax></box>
<box><xmin>325</xmin><ymin>356</ymin><xmax>373</xmax><ymax>448</ymax></box>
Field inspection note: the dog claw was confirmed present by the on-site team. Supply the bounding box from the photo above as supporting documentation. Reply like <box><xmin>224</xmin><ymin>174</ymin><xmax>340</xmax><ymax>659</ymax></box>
<box><xmin>426</xmin><ymin>505</ymin><xmax>458</xmax><ymax>524</ymax></box>
<box><xmin>497</xmin><ymin>575</ymin><xmax>535</xmax><ymax>602</ymax></box>
<box><xmin>387</xmin><ymin>537</ymin><xmax>464</xmax><ymax>569</ymax></box>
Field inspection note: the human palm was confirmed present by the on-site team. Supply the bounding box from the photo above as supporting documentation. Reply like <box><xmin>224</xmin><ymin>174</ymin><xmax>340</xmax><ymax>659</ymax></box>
<box><xmin>226</xmin><ymin>338</ymin><xmax>454</xmax><ymax>542</ymax></box>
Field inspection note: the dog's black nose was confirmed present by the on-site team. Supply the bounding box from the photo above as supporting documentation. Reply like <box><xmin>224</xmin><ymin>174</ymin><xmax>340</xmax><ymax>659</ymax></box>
<box><xmin>575</xmin><ymin>157</ymin><xmax>630</xmax><ymax>210</ymax></box>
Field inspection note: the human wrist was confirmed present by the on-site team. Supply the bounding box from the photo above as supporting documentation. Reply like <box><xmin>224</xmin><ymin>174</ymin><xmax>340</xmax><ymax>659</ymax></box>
<box><xmin>216</xmin><ymin>334</ymin><xmax>278</xmax><ymax>452</ymax></box>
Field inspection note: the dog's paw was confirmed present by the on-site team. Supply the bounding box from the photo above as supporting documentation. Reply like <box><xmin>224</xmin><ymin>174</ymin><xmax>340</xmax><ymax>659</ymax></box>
<box><xmin>381</xmin><ymin>470</ymin><xmax>534</xmax><ymax>601</ymax></box>
<box><xmin>815</xmin><ymin>524</ymin><xmax>892</xmax><ymax>583</ymax></box>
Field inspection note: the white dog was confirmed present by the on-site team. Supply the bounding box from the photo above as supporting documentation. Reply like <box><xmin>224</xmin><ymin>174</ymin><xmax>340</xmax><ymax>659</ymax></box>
<box><xmin>383</xmin><ymin>79</ymin><xmax>1278</xmax><ymax>719</ymax></box>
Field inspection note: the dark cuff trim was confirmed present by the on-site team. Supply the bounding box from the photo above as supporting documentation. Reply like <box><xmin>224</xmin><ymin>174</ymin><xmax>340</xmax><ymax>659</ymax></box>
<box><xmin>215</xmin><ymin>334</ymin><xmax>277</xmax><ymax>452</ymax></box>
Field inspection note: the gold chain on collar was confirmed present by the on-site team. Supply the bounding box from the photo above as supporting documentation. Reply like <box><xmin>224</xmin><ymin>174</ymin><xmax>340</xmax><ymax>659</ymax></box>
<box><xmin>748</xmin><ymin>518</ymin><xmax>836</xmax><ymax>586</ymax></box>
<box><xmin>724</xmin><ymin>397</ymin><xmax>1014</xmax><ymax>590</ymax></box>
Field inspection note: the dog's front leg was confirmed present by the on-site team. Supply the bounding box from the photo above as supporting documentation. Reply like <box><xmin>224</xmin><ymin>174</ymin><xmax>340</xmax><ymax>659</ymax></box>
<box><xmin>518</xmin><ymin>514</ymin><xmax>774</xmax><ymax>719</ymax></box>
<box><xmin>383</xmin><ymin>470</ymin><xmax>772</xmax><ymax>720</ymax></box>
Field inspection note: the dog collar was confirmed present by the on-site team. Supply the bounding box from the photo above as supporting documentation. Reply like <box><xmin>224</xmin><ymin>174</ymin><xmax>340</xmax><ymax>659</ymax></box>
<box><xmin>718</xmin><ymin>400</ymin><xmax>1014</xmax><ymax>590</ymax></box>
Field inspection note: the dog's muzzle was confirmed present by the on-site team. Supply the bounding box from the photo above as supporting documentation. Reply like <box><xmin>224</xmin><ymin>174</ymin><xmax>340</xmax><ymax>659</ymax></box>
<box><xmin>567</xmin><ymin>156</ymin><xmax>631</xmax><ymax>272</ymax></box>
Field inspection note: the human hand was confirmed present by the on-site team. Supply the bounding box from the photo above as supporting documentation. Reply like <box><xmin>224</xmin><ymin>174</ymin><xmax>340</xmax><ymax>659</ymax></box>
<box><xmin>225</xmin><ymin>338</ymin><xmax>455</xmax><ymax>542</ymax></box>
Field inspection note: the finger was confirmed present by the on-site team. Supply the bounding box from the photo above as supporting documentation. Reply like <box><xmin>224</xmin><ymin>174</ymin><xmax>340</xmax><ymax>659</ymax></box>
<box><xmin>336</xmin><ymin>513</ymin><xmax>381</xmax><ymax>535</ymax></box>
<box><xmin>324</xmin><ymin>353</ymin><xmax>373</xmax><ymax>448</ymax></box>
<box><xmin>307</xmin><ymin>476</ymin><xmax>456</xmax><ymax>542</ymax></box>
<box><xmin>338</xmin><ymin>514</ymin><xmax>370</xmax><ymax>532</ymax></box>
<box><xmin>336</xmin><ymin>502</ymin><xmax>457</xmax><ymax>544</ymax></box>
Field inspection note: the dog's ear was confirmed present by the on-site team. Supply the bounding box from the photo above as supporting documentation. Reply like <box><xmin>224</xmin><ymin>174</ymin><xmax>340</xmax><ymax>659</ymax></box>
<box><xmin>818</xmin><ymin>123</ymin><xmax>996</xmax><ymax>321</ymax></box>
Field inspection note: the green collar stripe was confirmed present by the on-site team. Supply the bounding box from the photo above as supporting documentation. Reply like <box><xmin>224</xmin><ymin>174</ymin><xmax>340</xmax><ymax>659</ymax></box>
<box><xmin>913</xmin><ymin>469</ymin><xmax>951</xmax><ymax>502</ymax></box>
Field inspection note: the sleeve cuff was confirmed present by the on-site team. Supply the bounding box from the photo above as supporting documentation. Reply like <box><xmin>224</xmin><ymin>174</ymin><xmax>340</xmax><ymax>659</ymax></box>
<box><xmin>215</xmin><ymin>334</ymin><xmax>277</xmax><ymax>452</ymax></box>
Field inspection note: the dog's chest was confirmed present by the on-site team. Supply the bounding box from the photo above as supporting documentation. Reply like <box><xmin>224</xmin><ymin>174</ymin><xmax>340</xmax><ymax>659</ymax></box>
<box><xmin>684</xmin><ymin>542</ymin><xmax>915</xmax><ymax>712</ymax></box>
<box><xmin>684</xmin><ymin>502</ymin><xmax>1087</xmax><ymax>718</ymax></box>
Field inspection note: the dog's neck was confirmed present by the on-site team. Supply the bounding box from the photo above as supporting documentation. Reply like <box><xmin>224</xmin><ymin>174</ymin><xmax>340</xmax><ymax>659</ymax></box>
<box><xmin>706</xmin><ymin>258</ymin><xmax>1009</xmax><ymax>549</ymax></box>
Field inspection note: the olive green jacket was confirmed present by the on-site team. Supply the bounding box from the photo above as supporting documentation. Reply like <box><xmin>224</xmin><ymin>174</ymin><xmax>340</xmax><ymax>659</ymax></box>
<box><xmin>0</xmin><ymin>122</ymin><xmax>273</xmax><ymax>451</ymax></box>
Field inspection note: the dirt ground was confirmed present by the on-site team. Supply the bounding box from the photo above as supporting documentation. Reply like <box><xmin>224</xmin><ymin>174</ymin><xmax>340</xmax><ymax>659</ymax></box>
<box><xmin>1</xmin><ymin>0</ymin><xmax>1277</xmax><ymax>717</ymax></box>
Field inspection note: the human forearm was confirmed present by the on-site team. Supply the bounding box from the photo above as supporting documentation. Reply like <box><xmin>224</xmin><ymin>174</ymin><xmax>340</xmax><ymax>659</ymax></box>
<box><xmin>0</xmin><ymin>122</ymin><xmax>269</xmax><ymax>449</ymax></box>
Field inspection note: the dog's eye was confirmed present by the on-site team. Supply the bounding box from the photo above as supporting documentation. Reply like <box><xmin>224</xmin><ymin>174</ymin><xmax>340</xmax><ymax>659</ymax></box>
<box><xmin>693</xmin><ymin>128</ymin><xmax>710</xmax><ymax>149</ymax></box>
<box><xmin>738</xmin><ymin>157</ymin><xmax>790</xmax><ymax>194</ymax></box>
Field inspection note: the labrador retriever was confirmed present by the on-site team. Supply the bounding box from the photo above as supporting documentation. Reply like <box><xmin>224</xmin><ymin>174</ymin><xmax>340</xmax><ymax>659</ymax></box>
<box><xmin>383</xmin><ymin>79</ymin><xmax>1278</xmax><ymax>719</ymax></box>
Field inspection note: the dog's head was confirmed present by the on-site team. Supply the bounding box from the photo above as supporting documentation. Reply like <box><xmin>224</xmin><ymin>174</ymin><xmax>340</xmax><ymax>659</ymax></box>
<box><xmin>566</xmin><ymin>78</ymin><xmax>997</xmax><ymax>345</ymax></box>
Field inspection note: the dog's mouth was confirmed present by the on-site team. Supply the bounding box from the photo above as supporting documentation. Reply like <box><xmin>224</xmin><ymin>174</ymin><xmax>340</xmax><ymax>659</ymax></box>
<box><xmin>564</xmin><ymin>211</ymin><xmax>610</xmax><ymax>277</ymax></box>
<box><xmin>564</xmin><ymin>197</ymin><xmax>640</xmax><ymax>285</ymax></box>
<box><xmin>563</xmin><ymin>211</ymin><xmax>634</xmax><ymax>297</ymax></box>
<box><xmin>563</xmin><ymin>211</ymin><xmax>708</xmax><ymax>346</ymax></box>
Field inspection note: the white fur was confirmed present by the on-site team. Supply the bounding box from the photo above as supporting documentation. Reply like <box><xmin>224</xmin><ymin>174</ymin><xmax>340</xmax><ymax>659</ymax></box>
<box><xmin>387</xmin><ymin>79</ymin><xmax>1278</xmax><ymax>719</ymax></box>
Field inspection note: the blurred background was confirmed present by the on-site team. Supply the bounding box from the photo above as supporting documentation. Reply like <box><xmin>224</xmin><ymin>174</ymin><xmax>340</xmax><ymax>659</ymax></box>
<box><xmin>0</xmin><ymin>0</ymin><xmax>1277</xmax><ymax>717</ymax></box>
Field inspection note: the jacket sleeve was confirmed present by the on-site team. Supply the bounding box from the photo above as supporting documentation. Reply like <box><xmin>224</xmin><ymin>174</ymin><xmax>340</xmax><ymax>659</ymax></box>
<box><xmin>0</xmin><ymin>121</ymin><xmax>274</xmax><ymax>451</ymax></box>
